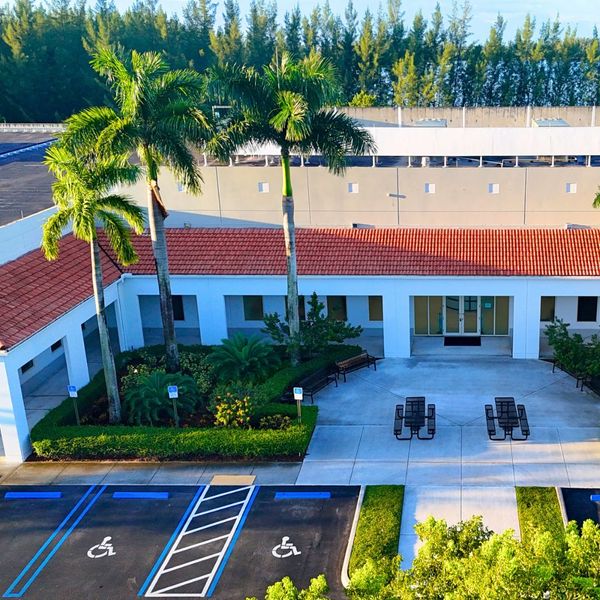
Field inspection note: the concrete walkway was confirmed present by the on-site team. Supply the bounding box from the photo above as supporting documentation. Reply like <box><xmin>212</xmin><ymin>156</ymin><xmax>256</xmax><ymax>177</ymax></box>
<box><xmin>398</xmin><ymin>485</ymin><xmax>519</xmax><ymax>567</ymax></box>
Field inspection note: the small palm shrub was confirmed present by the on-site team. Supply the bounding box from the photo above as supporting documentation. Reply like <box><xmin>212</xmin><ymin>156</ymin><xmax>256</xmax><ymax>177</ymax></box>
<box><xmin>209</xmin><ymin>334</ymin><xmax>280</xmax><ymax>383</ymax></box>
<box><xmin>122</xmin><ymin>370</ymin><xmax>200</xmax><ymax>426</ymax></box>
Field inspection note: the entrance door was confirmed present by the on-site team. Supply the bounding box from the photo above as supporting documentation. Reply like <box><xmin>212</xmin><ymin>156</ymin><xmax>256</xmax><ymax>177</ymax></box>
<box><xmin>444</xmin><ymin>296</ymin><xmax>480</xmax><ymax>335</ymax></box>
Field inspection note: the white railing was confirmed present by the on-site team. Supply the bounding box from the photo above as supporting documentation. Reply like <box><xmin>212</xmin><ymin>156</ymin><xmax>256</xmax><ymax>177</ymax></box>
<box><xmin>0</xmin><ymin>123</ymin><xmax>65</xmax><ymax>133</ymax></box>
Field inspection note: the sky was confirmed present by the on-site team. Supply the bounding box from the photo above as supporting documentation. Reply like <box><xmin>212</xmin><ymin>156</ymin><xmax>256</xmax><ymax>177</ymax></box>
<box><xmin>141</xmin><ymin>0</ymin><xmax>600</xmax><ymax>42</ymax></box>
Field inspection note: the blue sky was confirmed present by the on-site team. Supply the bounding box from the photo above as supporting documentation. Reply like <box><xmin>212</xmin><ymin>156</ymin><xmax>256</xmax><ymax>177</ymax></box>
<box><xmin>140</xmin><ymin>0</ymin><xmax>598</xmax><ymax>42</ymax></box>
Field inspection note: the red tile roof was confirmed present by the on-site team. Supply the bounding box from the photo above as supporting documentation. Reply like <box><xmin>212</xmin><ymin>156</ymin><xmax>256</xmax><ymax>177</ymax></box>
<box><xmin>1</xmin><ymin>227</ymin><xmax>600</xmax><ymax>350</ymax></box>
<box><xmin>0</xmin><ymin>236</ymin><xmax>122</xmax><ymax>350</ymax></box>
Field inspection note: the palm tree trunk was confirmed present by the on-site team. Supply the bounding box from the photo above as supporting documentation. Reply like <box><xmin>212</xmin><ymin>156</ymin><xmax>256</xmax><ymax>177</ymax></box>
<box><xmin>90</xmin><ymin>236</ymin><xmax>121</xmax><ymax>424</ymax></box>
<box><xmin>281</xmin><ymin>152</ymin><xmax>300</xmax><ymax>366</ymax></box>
<box><xmin>147</xmin><ymin>180</ymin><xmax>179</xmax><ymax>372</ymax></box>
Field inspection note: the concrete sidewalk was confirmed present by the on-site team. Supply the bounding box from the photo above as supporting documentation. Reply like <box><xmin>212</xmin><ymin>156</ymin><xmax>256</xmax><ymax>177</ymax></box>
<box><xmin>398</xmin><ymin>485</ymin><xmax>519</xmax><ymax>567</ymax></box>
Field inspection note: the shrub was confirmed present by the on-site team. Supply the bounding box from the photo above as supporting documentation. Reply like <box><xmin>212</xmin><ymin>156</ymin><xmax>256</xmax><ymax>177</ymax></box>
<box><xmin>258</xmin><ymin>414</ymin><xmax>293</xmax><ymax>430</ymax></box>
<box><xmin>263</xmin><ymin>292</ymin><xmax>363</xmax><ymax>358</ymax></box>
<box><xmin>120</xmin><ymin>362</ymin><xmax>154</xmax><ymax>394</ymax></box>
<box><xmin>210</xmin><ymin>382</ymin><xmax>266</xmax><ymax>428</ymax></box>
<box><xmin>209</xmin><ymin>333</ymin><xmax>280</xmax><ymax>383</ymax></box>
<box><xmin>179</xmin><ymin>351</ymin><xmax>215</xmax><ymax>395</ymax></box>
<box><xmin>122</xmin><ymin>370</ymin><xmax>200</xmax><ymax>426</ymax></box>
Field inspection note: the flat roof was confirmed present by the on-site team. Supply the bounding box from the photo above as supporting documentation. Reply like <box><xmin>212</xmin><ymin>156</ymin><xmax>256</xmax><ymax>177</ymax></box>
<box><xmin>2</xmin><ymin>227</ymin><xmax>600</xmax><ymax>350</ymax></box>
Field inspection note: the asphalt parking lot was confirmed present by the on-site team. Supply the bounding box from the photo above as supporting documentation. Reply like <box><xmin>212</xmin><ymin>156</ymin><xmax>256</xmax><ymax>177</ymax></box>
<box><xmin>0</xmin><ymin>485</ymin><xmax>359</xmax><ymax>599</ymax></box>
<box><xmin>561</xmin><ymin>488</ymin><xmax>600</xmax><ymax>527</ymax></box>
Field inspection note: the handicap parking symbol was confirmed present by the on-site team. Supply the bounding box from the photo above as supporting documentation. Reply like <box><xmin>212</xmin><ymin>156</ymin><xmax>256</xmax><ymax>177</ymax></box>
<box><xmin>272</xmin><ymin>536</ymin><xmax>301</xmax><ymax>559</ymax></box>
<box><xmin>87</xmin><ymin>536</ymin><xmax>116</xmax><ymax>559</ymax></box>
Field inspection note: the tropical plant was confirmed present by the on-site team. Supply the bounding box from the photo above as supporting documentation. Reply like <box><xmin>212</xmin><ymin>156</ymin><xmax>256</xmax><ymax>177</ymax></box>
<box><xmin>179</xmin><ymin>351</ymin><xmax>216</xmax><ymax>395</ymax></box>
<box><xmin>41</xmin><ymin>143</ymin><xmax>143</xmax><ymax>424</ymax></box>
<box><xmin>210</xmin><ymin>382</ymin><xmax>264</xmax><ymax>428</ymax></box>
<box><xmin>61</xmin><ymin>46</ymin><xmax>222</xmax><ymax>372</ymax></box>
<box><xmin>209</xmin><ymin>52</ymin><xmax>375</xmax><ymax>364</ymax></box>
<box><xmin>122</xmin><ymin>370</ymin><xmax>200</xmax><ymax>426</ymax></box>
<box><xmin>209</xmin><ymin>333</ymin><xmax>279</xmax><ymax>383</ymax></box>
<box><xmin>263</xmin><ymin>292</ymin><xmax>363</xmax><ymax>358</ymax></box>
<box><xmin>246</xmin><ymin>574</ymin><xmax>330</xmax><ymax>600</ymax></box>
<box><xmin>545</xmin><ymin>318</ymin><xmax>600</xmax><ymax>378</ymax></box>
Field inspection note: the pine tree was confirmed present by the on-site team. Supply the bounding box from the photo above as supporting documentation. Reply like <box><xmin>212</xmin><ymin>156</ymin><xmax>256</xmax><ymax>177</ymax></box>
<box><xmin>210</xmin><ymin>0</ymin><xmax>244</xmax><ymax>66</ymax></box>
<box><xmin>244</xmin><ymin>0</ymin><xmax>277</xmax><ymax>70</ymax></box>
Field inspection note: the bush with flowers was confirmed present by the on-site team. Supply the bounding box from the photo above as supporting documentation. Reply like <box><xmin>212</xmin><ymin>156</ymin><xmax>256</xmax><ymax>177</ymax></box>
<box><xmin>210</xmin><ymin>383</ymin><xmax>265</xmax><ymax>428</ymax></box>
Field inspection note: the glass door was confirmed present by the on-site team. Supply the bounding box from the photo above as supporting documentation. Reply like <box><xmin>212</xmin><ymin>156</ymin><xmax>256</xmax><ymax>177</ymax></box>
<box><xmin>462</xmin><ymin>296</ymin><xmax>480</xmax><ymax>334</ymax></box>
<box><xmin>443</xmin><ymin>296</ymin><xmax>480</xmax><ymax>335</ymax></box>
<box><xmin>444</xmin><ymin>296</ymin><xmax>460</xmax><ymax>334</ymax></box>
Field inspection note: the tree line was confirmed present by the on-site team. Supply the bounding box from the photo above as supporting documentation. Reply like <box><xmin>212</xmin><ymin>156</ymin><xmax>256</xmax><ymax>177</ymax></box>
<box><xmin>2</xmin><ymin>0</ymin><xmax>600</xmax><ymax>122</ymax></box>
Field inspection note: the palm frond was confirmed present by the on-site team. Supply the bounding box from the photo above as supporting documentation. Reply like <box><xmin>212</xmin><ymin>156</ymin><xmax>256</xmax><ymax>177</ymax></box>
<box><xmin>97</xmin><ymin>210</ymin><xmax>139</xmax><ymax>266</ymax></box>
<box><xmin>270</xmin><ymin>90</ymin><xmax>309</xmax><ymax>142</ymax></box>
<box><xmin>41</xmin><ymin>209</ymin><xmax>73</xmax><ymax>260</ymax></box>
<box><xmin>62</xmin><ymin>106</ymin><xmax>120</xmax><ymax>153</ymax></box>
<box><xmin>97</xmin><ymin>194</ymin><xmax>145</xmax><ymax>234</ymax></box>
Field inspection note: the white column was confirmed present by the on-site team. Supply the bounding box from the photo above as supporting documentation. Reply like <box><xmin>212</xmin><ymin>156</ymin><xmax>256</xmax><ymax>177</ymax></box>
<box><xmin>112</xmin><ymin>298</ymin><xmax>128</xmax><ymax>353</ymax></box>
<box><xmin>511</xmin><ymin>291</ymin><xmax>541</xmax><ymax>359</ymax></box>
<box><xmin>383</xmin><ymin>291</ymin><xmax>411</xmax><ymax>358</ymax></box>
<box><xmin>0</xmin><ymin>357</ymin><xmax>31</xmax><ymax>461</ymax></box>
<box><xmin>197</xmin><ymin>292</ymin><xmax>228</xmax><ymax>345</ymax></box>
<box><xmin>117</xmin><ymin>286</ymin><xmax>145</xmax><ymax>350</ymax></box>
<box><xmin>63</xmin><ymin>327</ymin><xmax>90</xmax><ymax>390</ymax></box>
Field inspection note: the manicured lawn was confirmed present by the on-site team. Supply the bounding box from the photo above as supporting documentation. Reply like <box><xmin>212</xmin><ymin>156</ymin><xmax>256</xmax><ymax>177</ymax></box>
<box><xmin>515</xmin><ymin>486</ymin><xmax>565</xmax><ymax>543</ymax></box>
<box><xmin>348</xmin><ymin>485</ymin><xmax>404</xmax><ymax>575</ymax></box>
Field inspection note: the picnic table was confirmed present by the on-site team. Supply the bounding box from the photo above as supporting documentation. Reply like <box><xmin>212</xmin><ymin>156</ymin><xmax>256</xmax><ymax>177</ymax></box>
<box><xmin>394</xmin><ymin>396</ymin><xmax>436</xmax><ymax>440</ymax></box>
<box><xmin>485</xmin><ymin>397</ymin><xmax>530</xmax><ymax>441</ymax></box>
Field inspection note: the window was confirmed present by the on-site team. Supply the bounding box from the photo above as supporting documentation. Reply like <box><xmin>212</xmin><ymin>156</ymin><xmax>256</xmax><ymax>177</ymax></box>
<box><xmin>299</xmin><ymin>295</ymin><xmax>306</xmax><ymax>321</ymax></box>
<box><xmin>368</xmin><ymin>296</ymin><xmax>383</xmax><ymax>321</ymax></box>
<box><xmin>258</xmin><ymin>181</ymin><xmax>270</xmax><ymax>193</ymax></box>
<box><xmin>20</xmin><ymin>359</ymin><xmax>34</xmax><ymax>374</ymax></box>
<box><xmin>577</xmin><ymin>296</ymin><xmax>598</xmax><ymax>322</ymax></box>
<box><xmin>243</xmin><ymin>295</ymin><xmax>264</xmax><ymax>320</ymax></box>
<box><xmin>566</xmin><ymin>183</ymin><xmax>577</xmax><ymax>194</ymax></box>
<box><xmin>327</xmin><ymin>296</ymin><xmax>347</xmax><ymax>321</ymax></box>
<box><xmin>172</xmin><ymin>295</ymin><xmax>185</xmax><ymax>321</ymax></box>
<box><xmin>50</xmin><ymin>340</ymin><xmax>62</xmax><ymax>352</ymax></box>
<box><xmin>347</xmin><ymin>182</ymin><xmax>359</xmax><ymax>194</ymax></box>
<box><xmin>540</xmin><ymin>296</ymin><xmax>555</xmax><ymax>322</ymax></box>
<box><xmin>424</xmin><ymin>183</ymin><xmax>436</xmax><ymax>194</ymax></box>
<box><xmin>488</xmin><ymin>183</ymin><xmax>500</xmax><ymax>194</ymax></box>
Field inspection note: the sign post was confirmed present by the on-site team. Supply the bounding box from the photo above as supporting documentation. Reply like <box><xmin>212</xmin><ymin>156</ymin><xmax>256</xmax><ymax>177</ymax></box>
<box><xmin>293</xmin><ymin>387</ymin><xmax>303</xmax><ymax>424</ymax></box>
<box><xmin>67</xmin><ymin>385</ymin><xmax>80</xmax><ymax>425</ymax></box>
<box><xmin>168</xmin><ymin>385</ymin><xmax>180</xmax><ymax>427</ymax></box>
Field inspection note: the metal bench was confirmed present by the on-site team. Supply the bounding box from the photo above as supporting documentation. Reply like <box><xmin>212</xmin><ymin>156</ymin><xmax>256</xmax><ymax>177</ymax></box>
<box><xmin>336</xmin><ymin>352</ymin><xmax>377</xmax><ymax>382</ymax></box>
<box><xmin>515</xmin><ymin>404</ymin><xmax>530</xmax><ymax>440</ymax></box>
<box><xmin>426</xmin><ymin>404</ymin><xmax>436</xmax><ymax>438</ymax></box>
<box><xmin>485</xmin><ymin>404</ymin><xmax>500</xmax><ymax>440</ymax></box>
<box><xmin>281</xmin><ymin>368</ymin><xmax>337</xmax><ymax>404</ymax></box>
<box><xmin>394</xmin><ymin>404</ymin><xmax>404</xmax><ymax>439</ymax></box>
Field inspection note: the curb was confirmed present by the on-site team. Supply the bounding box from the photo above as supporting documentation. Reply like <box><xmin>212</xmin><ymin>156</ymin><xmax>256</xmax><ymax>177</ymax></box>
<box><xmin>555</xmin><ymin>486</ymin><xmax>569</xmax><ymax>526</ymax></box>
<box><xmin>341</xmin><ymin>484</ymin><xmax>365</xmax><ymax>588</ymax></box>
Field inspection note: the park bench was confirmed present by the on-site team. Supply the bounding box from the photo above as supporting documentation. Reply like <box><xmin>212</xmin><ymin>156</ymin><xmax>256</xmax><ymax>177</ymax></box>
<box><xmin>517</xmin><ymin>404</ymin><xmax>530</xmax><ymax>439</ymax></box>
<box><xmin>485</xmin><ymin>404</ymin><xmax>497</xmax><ymax>439</ymax></box>
<box><xmin>336</xmin><ymin>352</ymin><xmax>377</xmax><ymax>382</ymax></box>
<box><xmin>281</xmin><ymin>367</ymin><xmax>337</xmax><ymax>404</ymax></box>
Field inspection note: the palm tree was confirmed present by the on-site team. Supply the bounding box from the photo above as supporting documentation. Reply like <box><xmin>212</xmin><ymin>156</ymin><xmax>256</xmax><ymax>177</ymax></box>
<box><xmin>209</xmin><ymin>52</ymin><xmax>376</xmax><ymax>364</ymax></box>
<box><xmin>42</xmin><ymin>144</ymin><xmax>144</xmax><ymax>424</ymax></box>
<box><xmin>61</xmin><ymin>47</ymin><xmax>215</xmax><ymax>372</ymax></box>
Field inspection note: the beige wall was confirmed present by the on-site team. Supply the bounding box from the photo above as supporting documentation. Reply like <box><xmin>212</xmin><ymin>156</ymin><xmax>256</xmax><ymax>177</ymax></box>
<box><xmin>121</xmin><ymin>165</ymin><xmax>600</xmax><ymax>229</ymax></box>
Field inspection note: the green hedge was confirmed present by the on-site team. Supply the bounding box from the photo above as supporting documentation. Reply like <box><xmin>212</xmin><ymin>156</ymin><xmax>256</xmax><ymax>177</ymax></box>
<box><xmin>348</xmin><ymin>485</ymin><xmax>405</xmax><ymax>575</ymax></box>
<box><xmin>29</xmin><ymin>344</ymin><xmax>362</xmax><ymax>461</ymax></box>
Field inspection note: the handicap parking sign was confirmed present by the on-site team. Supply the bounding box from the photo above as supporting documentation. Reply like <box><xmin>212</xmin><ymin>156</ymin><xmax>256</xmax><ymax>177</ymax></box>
<box><xmin>67</xmin><ymin>385</ymin><xmax>77</xmax><ymax>398</ymax></box>
<box><xmin>293</xmin><ymin>387</ymin><xmax>303</xmax><ymax>401</ymax></box>
<box><xmin>168</xmin><ymin>385</ymin><xmax>179</xmax><ymax>399</ymax></box>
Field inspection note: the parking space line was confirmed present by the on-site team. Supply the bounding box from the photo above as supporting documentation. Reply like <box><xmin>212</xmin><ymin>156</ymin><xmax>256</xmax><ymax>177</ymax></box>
<box><xmin>143</xmin><ymin>485</ymin><xmax>258</xmax><ymax>598</ymax></box>
<box><xmin>4</xmin><ymin>492</ymin><xmax>62</xmax><ymax>500</ymax></box>
<box><xmin>196</xmin><ymin>500</ymin><xmax>245</xmax><ymax>516</ymax></box>
<box><xmin>162</xmin><ymin>553</ymin><xmax>221</xmax><ymax>574</ymax></box>
<box><xmin>202</xmin><ymin>486</ymin><xmax>252</xmax><ymax>502</ymax></box>
<box><xmin>274</xmin><ymin>491</ymin><xmax>331</xmax><ymax>500</ymax></box>
<box><xmin>173</xmin><ymin>534</ymin><xmax>229</xmax><ymax>554</ymax></box>
<box><xmin>4</xmin><ymin>485</ymin><xmax>106</xmax><ymax>598</ymax></box>
<box><xmin>138</xmin><ymin>486</ymin><xmax>205</xmax><ymax>597</ymax></box>
<box><xmin>112</xmin><ymin>491</ymin><xmax>169</xmax><ymax>500</ymax></box>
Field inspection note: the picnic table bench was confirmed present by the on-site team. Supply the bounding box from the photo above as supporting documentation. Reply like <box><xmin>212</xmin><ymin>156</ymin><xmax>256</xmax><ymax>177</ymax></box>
<box><xmin>485</xmin><ymin>397</ymin><xmax>530</xmax><ymax>441</ymax></box>
<box><xmin>281</xmin><ymin>367</ymin><xmax>337</xmax><ymax>404</ymax></box>
<box><xmin>336</xmin><ymin>352</ymin><xmax>377</xmax><ymax>382</ymax></box>
<box><xmin>394</xmin><ymin>396</ymin><xmax>436</xmax><ymax>440</ymax></box>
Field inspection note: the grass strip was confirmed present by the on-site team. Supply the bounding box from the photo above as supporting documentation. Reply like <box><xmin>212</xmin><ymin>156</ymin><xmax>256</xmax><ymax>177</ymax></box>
<box><xmin>515</xmin><ymin>486</ymin><xmax>565</xmax><ymax>544</ymax></box>
<box><xmin>348</xmin><ymin>485</ymin><xmax>404</xmax><ymax>575</ymax></box>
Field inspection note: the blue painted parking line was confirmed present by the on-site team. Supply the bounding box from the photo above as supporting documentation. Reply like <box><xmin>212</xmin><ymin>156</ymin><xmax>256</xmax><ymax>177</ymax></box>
<box><xmin>206</xmin><ymin>486</ymin><xmax>260</xmax><ymax>597</ymax></box>
<box><xmin>3</xmin><ymin>485</ymin><xmax>106</xmax><ymax>598</ymax></box>
<box><xmin>591</xmin><ymin>495</ymin><xmax>600</xmax><ymax>502</ymax></box>
<box><xmin>4</xmin><ymin>491</ymin><xmax>62</xmax><ymax>500</ymax></box>
<box><xmin>138</xmin><ymin>486</ymin><xmax>204</xmax><ymax>597</ymax></box>
<box><xmin>113</xmin><ymin>491</ymin><xmax>169</xmax><ymax>500</ymax></box>
<box><xmin>274</xmin><ymin>491</ymin><xmax>331</xmax><ymax>500</ymax></box>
